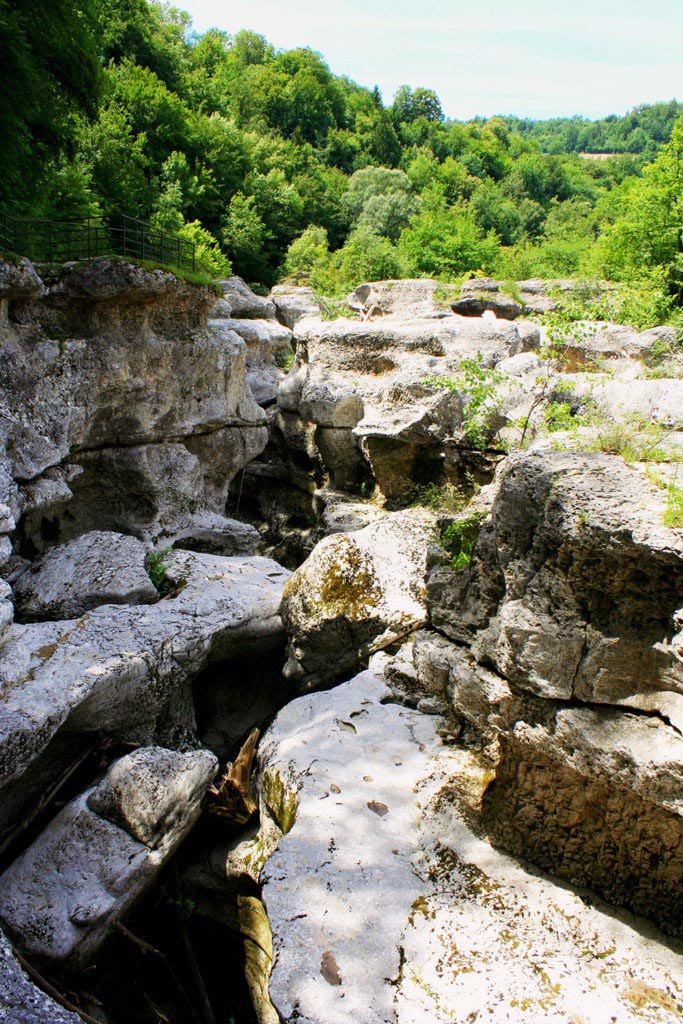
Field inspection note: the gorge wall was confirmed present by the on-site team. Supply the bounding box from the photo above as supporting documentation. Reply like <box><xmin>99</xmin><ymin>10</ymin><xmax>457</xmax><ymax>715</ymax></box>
<box><xmin>0</xmin><ymin>260</ymin><xmax>681</xmax><ymax>1024</ymax></box>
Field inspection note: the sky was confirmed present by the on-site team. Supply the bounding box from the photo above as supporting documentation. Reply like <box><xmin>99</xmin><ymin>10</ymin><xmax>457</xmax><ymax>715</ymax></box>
<box><xmin>172</xmin><ymin>0</ymin><xmax>682</xmax><ymax>121</ymax></box>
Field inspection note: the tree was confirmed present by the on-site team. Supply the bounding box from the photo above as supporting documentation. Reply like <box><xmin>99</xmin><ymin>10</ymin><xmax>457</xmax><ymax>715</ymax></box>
<box><xmin>0</xmin><ymin>0</ymin><xmax>102</xmax><ymax>208</ymax></box>
<box><xmin>342</xmin><ymin>167</ymin><xmax>420</xmax><ymax>240</ymax></box>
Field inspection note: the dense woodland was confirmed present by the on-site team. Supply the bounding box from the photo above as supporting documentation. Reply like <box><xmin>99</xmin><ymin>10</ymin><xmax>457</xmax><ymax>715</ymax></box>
<box><xmin>1</xmin><ymin>0</ymin><xmax>683</xmax><ymax>324</ymax></box>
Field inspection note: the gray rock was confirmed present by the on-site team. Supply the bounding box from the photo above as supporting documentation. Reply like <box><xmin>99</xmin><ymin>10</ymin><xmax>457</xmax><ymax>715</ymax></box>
<box><xmin>0</xmin><ymin>747</ymin><xmax>217</xmax><ymax>966</ymax></box>
<box><xmin>0</xmin><ymin>257</ymin><xmax>44</xmax><ymax>304</ymax></box>
<box><xmin>282</xmin><ymin>508</ymin><xmax>434</xmax><ymax>689</ymax></box>
<box><xmin>163</xmin><ymin>510</ymin><xmax>260</xmax><ymax>555</ymax></box>
<box><xmin>12</xmin><ymin>531</ymin><xmax>156</xmax><ymax>621</ymax></box>
<box><xmin>0</xmin><ymin>928</ymin><xmax>81</xmax><ymax>1023</ymax></box>
<box><xmin>452</xmin><ymin>278</ymin><xmax>523</xmax><ymax>319</ymax></box>
<box><xmin>215</xmin><ymin>277</ymin><xmax>276</xmax><ymax>319</ymax></box>
<box><xmin>347</xmin><ymin>278</ymin><xmax>452</xmax><ymax>319</ymax></box>
<box><xmin>0</xmin><ymin>257</ymin><xmax>267</xmax><ymax>552</ymax></box>
<box><xmin>257</xmin><ymin>666</ymin><xmax>683</xmax><ymax>1024</ymax></box>
<box><xmin>269</xmin><ymin>284</ymin><xmax>321</xmax><ymax>328</ymax></box>
<box><xmin>0</xmin><ymin>551</ymin><xmax>290</xmax><ymax>827</ymax></box>
<box><xmin>428</xmin><ymin>449</ymin><xmax>683</xmax><ymax>721</ymax></box>
<box><xmin>0</xmin><ymin>580</ymin><xmax>13</xmax><ymax>647</ymax></box>
<box><xmin>87</xmin><ymin>746</ymin><xmax>218</xmax><ymax>848</ymax></box>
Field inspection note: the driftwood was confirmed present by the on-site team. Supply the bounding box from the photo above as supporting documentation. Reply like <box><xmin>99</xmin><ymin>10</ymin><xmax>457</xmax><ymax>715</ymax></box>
<box><xmin>208</xmin><ymin>727</ymin><xmax>260</xmax><ymax>826</ymax></box>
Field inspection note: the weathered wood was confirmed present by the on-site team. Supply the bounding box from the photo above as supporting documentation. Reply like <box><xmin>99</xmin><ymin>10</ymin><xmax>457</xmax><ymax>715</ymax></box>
<box><xmin>208</xmin><ymin>727</ymin><xmax>260</xmax><ymax>826</ymax></box>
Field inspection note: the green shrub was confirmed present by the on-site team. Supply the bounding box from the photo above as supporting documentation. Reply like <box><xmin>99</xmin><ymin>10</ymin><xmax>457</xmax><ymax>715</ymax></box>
<box><xmin>440</xmin><ymin>512</ymin><xmax>485</xmax><ymax>571</ymax></box>
<box><xmin>664</xmin><ymin>482</ymin><xmax>683</xmax><ymax>528</ymax></box>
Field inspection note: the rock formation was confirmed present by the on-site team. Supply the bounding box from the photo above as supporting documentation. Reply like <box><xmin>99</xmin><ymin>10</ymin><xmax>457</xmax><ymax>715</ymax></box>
<box><xmin>0</xmin><ymin>260</ymin><xmax>681</xmax><ymax>1023</ymax></box>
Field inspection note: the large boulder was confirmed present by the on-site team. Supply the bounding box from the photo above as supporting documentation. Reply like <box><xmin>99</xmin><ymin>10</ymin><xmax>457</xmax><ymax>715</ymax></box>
<box><xmin>428</xmin><ymin>449</ymin><xmax>683</xmax><ymax>723</ymax></box>
<box><xmin>12</xmin><ymin>531</ymin><xmax>156</xmax><ymax>621</ymax></box>
<box><xmin>452</xmin><ymin>277</ymin><xmax>523</xmax><ymax>319</ymax></box>
<box><xmin>256</xmin><ymin>665</ymin><xmax>683</xmax><ymax>1024</ymax></box>
<box><xmin>278</xmin><ymin>307</ymin><xmax>540</xmax><ymax>502</ymax></box>
<box><xmin>269</xmin><ymin>284</ymin><xmax>321</xmax><ymax>329</ymax></box>
<box><xmin>0</xmin><ymin>928</ymin><xmax>81</xmax><ymax>1023</ymax></box>
<box><xmin>281</xmin><ymin>509</ymin><xmax>434</xmax><ymax>689</ymax></box>
<box><xmin>214</xmin><ymin>276</ymin><xmax>276</xmax><ymax>320</ymax></box>
<box><xmin>0</xmin><ymin>747</ymin><xmax>217</xmax><ymax>966</ymax></box>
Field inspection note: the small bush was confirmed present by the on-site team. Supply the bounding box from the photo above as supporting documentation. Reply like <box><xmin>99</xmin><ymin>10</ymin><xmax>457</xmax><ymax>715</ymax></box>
<box><xmin>147</xmin><ymin>547</ymin><xmax>173</xmax><ymax>596</ymax></box>
<box><xmin>441</xmin><ymin>512</ymin><xmax>485</xmax><ymax>571</ymax></box>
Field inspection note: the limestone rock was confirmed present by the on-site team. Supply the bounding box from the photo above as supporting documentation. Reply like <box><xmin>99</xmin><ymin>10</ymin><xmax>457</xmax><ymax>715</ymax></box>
<box><xmin>282</xmin><ymin>308</ymin><xmax>540</xmax><ymax>501</ymax></box>
<box><xmin>281</xmin><ymin>509</ymin><xmax>433</xmax><ymax>689</ymax></box>
<box><xmin>0</xmin><ymin>257</ymin><xmax>44</xmax><ymax>305</ymax></box>
<box><xmin>269</xmin><ymin>284</ymin><xmax>320</xmax><ymax>328</ymax></box>
<box><xmin>87</xmin><ymin>746</ymin><xmax>218</xmax><ymax>848</ymax></box>
<box><xmin>452</xmin><ymin>278</ymin><xmax>523</xmax><ymax>319</ymax></box>
<box><xmin>0</xmin><ymin>928</ymin><xmax>81</xmax><ymax>1023</ymax></box>
<box><xmin>0</xmin><ymin>550</ymin><xmax>290</xmax><ymax>834</ymax></box>
<box><xmin>12</xmin><ymin>531</ymin><xmax>157</xmax><ymax>621</ymax></box>
<box><xmin>347</xmin><ymin>278</ymin><xmax>451</xmax><ymax>320</ymax></box>
<box><xmin>257</xmin><ymin>667</ymin><xmax>683</xmax><ymax>1024</ymax></box>
<box><xmin>163</xmin><ymin>510</ymin><xmax>260</xmax><ymax>555</ymax></box>
<box><xmin>0</xmin><ymin>257</ymin><xmax>267</xmax><ymax>551</ymax></box>
<box><xmin>0</xmin><ymin>580</ymin><xmax>13</xmax><ymax>648</ymax></box>
<box><xmin>0</xmin><ymin>747</ymin><xmax>217</xmax><ymax>966</ymax></box>
<box><xmin>428</xmin><ymin>449</ymin><xmax>683</xmax><ymax>721</ymax></box>
<box><xmin>215</xmin><ymin>277</ymin><xmax>276</xmax><ymax>320</ymax></box>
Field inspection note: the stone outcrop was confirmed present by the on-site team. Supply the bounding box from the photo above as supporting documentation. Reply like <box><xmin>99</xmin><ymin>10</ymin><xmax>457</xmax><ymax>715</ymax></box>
<box><xmin>428</xmin><ymin>449</ymin><xmax>683</xmax><ymax>721</ymax></box>
<box><xmin>12</xmin><ymin>530</ymin><xmax>156</xmax><ymax>621</ymax></box>
<box><xmin>281</xmin><ymin>509</ymin><xmax>434</xmax><ymax>689</ymax></box>
<box><xmin>420</xmin><ymin>448</ymin><xmax>683</xmax><ymax>932</ymax></box>
<box><xmin>269</xmin><ymin>283</ymin><xmax>321</xmax><ymax>329</ymax></box>
<box><xmin>255</xmin><ymin>665</ymin><xmax>683</xmax><ymax>1024</ymax></box>
<box><xmin>0</xmin><ymin>258</ymin><xmax>269</xmax><ymax>559</ymax></box>
<box><xmin>452</xmin><ymin>277</ymin><xmax>523</xmax><ymax>319</ymax></box>
<box><xmin>272</xmin><ymin>302</ymin><xmax>539</xmax><ymax>505</ymax></box>
<box><xmin>0</xmin><ymin>550</ymin><xmax>290</xmax><ymax>840</ymax></box>
<box><xmin>0</xmin><ymin>747</ymin><xmax>217</xmax><ymax>966</ymax></box>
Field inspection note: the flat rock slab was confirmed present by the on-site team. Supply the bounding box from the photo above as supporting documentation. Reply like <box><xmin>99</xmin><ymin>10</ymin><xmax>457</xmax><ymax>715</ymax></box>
<box><xmin>0</xmin><ymin>747</ymin><xmax>216</xmax><ymax>966</ymax></box>
<box><xmin>259</xmin><ymin>668</ymin><xmax>444</xmax><ymax>1024</ymax></box>
<box><xmin>258</xmin><ymin>669</ymin><xmax>683</xmax><ymax>1024</ymax></box>
<box><xmin>0</xmin><ymin>551</ymin><xmax>290</xmax><ymax>801</ymax></box>
<box><xmin>12</xmin><ymin>531</ymin><xmax>156</xmax><ymax>621</ymax></box>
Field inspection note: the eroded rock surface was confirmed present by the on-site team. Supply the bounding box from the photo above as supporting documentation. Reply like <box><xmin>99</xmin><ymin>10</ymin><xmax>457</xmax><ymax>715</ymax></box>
<box><xmin>0</xmin><ymin>259</ymin><xmax>269</xmax><ymax>555</ymax></box>
<box><xmin>281</xmin><ymin>509</ymin><xmax>434</xmax><ymax>689</ymax></box>
<box><xmin>0</xmin><ymin>747</ymin><xmax>217</xmax><ymax>966</ymax></box>
<box><xmin>257</xmin><ymin>666</ymin><xmax>683</xmax><ymax>1024</ymax></box>
<box><xmin>12</xmin><ymin>530</ymin><xmax>156</xmax><ymax>621</ymax></box>
<box><xmin>0</xmin><ymin>550</ymin><xmax>290</xmax><ymax>836</ymax></box>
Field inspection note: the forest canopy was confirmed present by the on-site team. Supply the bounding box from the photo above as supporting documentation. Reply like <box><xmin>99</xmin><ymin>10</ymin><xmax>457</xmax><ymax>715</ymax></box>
<box><xmin>1</xmin><ymin>0</ymin><xmax>682</xmax><ymax>318</ymax></box>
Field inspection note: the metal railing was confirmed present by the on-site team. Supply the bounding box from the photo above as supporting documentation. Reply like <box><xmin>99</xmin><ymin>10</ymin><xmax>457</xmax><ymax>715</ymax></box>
<box><xmin>0</xmin><ymin>213</ymin><xmax>195</xmax><ymax>272</ymax></box>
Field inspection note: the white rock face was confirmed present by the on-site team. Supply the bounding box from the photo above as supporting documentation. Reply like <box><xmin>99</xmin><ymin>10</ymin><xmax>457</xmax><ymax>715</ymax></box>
<box><xmin>258</xmin><ymin>667</ymin><xmax>683</xmax><ymax>1024</ymax></box>
<box><xmin>0</xmin><ymin>551</ymin><xmax>290</xmax><ymax>813</ymax></box>
<box><xmin>259</xmin><ymin>668</ymin><xmax>444</xmax><ymax>1024</ymax></box>
<box><xmin>281</xmin><ymin>509</ymin><xmax>434</xmax><ymax>689</ymax></box>
<box><xmin>0</xmin><ymin>747</ymin><xmax>217</xmax><ymax>966</ymax></box>
<box><xmin>12</xmin><ymin>530</ymin><xmax>157</xmax><ymax>621</ymax></box>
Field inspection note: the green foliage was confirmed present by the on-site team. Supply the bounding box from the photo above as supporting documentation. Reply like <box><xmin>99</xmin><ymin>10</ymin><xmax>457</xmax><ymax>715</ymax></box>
<box><xmin>177</xmin><ymin>220</ymin><xmax>231</xmax><ymax>277</ymax></box>
<box><xmin>282</xmin><ymin>225</ymin><xmax>329</xmax><ymax>276</ymax></box>
<box><xmin>0</xmin><ymin>0</ymin><xmax>102</xmax><ymax>208</ymax></box>
<box><xmin>664</xmin><ymin>482</ymin><xmax>683</xmax><ymax>528</ymax></box>
<box><xmin>407</xmin><ymin>481</ymin><xmax>470</xmax><ymax>514</ymax></box>
<box><xmin>543</xmin><ymin>401</ymin><xmax>576</xmax><ymax>432</ymax></box>
<box><xmin>440</xmin><ymin>512</ymin><xmax>485</xmax><ymax>571</ymax></box>
<box><xmin>4</xmin><ymin>3</ymin><xmax>682</xmax><ymax>303</ymax></box>
<box><xmin>147</xmin><ymin>547</ymin><xmax>173</xmax><ymax>595</ymax></box>
<box><xmin>423</xmin><ymin>354</ymin><xmax>506</xmax><ymax>450</ymax></box>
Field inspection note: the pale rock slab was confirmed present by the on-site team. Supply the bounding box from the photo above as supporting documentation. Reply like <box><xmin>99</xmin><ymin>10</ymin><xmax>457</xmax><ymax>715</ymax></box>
<box><xmin>12</xmin><ymin>531</ymin><xmax>156</xmax><ymax>621</ymax></box>
<box><xmin>0</xmin><ymin>747</ymin><xmax>217</xmax><ymax>966</ymax></box>
<box><xmin>258</xmin><ymin>668</ymin><xmax>683</xmax><ymax>1024</ymax></box>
